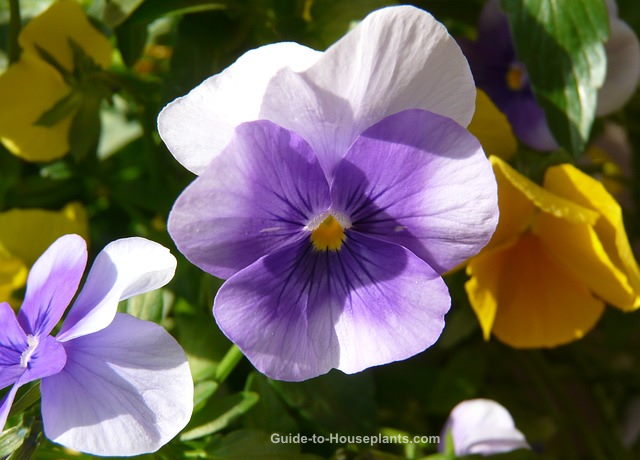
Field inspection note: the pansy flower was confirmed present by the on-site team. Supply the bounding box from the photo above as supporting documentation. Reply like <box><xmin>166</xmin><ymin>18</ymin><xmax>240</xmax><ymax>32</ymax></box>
<box><xmin>462</xmin><ymin>0</ymin><xmax>640</xmax><ymax>151</ymax></box>
<box><xmin>441</xmin><ymin>399</ymin><xmax>529</xmax><ymax>456</ymax></box>
<box><xmin>466</xmin><ymin>157</ymin><xmax>640</xmax><ymax>347</ymax></box>
<box><xmin>0</xmin><ymin>203</ymin><xmax>88</xmax><ymax>304</ymax></box>
<box><xmin>160</xmin><ymin>6</ymin><xmax>499</xmax><ymax>381</ymax></box>
<box><xmin>0</xmin><ymin>0</ymin><xmax>111</xmax><ymax>162</ymax></box>
<box><xmin>0</xmin><ymin>234</ymin><xmax>193</xmax><ymax>456</ymax></box>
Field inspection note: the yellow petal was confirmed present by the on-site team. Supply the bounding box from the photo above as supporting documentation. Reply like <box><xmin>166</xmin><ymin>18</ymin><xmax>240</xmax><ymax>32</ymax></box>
<box><xmin>491</xmin><ymin>156</ymin><xmax>599</xmax><ymax>226</ymax></box>
<box><xmin>19</xmin><ymin>0</ymin><xmax>112</xmax><ymax>70</ymax></box>
<box><xmin>468</xmin><ymin>233</ymin><xmax>605</xmax><ymax>348</ymax></box>
<box><xmin>544</xmin><ymin>164</ymin><xmax>640</xmax><ymax>310</ymax></box>
<box><xmin>0</xmin><ymin>245</ymin><xmax>28</xmax><ymax>303</ymax></box>
<box><xmin>468</xmin><ymin>90</ymin><xmax>517</xmax><ymax>160</ymax></box>
<box><xmin>0</xmin><ymin>53</ymin><xmax>72</xmax><ymax>161</ymax></box>
<box><xmin>534</xmin><ymin>212</ymin><xmax>636</xmax><ymax>309</ymax></box>
<box><xmin>484</xmin><ymin>156</ymin><xmax>536</xmax><ymax>250</ymax></box>
<box><xmin>0</xmin><ymin>203</ymin><xmax>89</xmax><ymax>266</ymax></box>
<box><xmin>465</xmin><ymin>241</ymin><xmax>516</xmax><ymax>340</ymax></box>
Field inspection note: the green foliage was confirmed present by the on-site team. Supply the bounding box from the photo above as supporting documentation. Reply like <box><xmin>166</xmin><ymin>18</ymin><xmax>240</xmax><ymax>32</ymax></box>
<box><xmin>501</xmin><ymin>0</ymin><xmax>609</xmax><ymax>156</ymax></box>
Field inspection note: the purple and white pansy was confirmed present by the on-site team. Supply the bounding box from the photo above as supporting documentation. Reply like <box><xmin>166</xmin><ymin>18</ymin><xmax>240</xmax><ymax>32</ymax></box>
<box><xmin>160</xmin><ymin>6</ymin><xmax>499</xmax><ymax>381</ymax></box>
<box><xmin>0</xmin><ymin>234</ymin><xmax>193</xmax><ymax>456</ymax></box>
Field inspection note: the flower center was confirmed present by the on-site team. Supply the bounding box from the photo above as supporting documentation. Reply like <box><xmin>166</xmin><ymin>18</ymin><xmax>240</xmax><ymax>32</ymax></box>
<box><xmin>309</xmin><ymin>214</ymin><xmax>348</xmax><ymax>251</ymax></box>
<box><xmin>505</xmin><ymin>62</ymin><xmax>527</xmax><ymax>91</ymax></box>
<box><xmin>20</xmin><ymin>334</ymin><xmax>39</xmax><ymax>368</ymax></box>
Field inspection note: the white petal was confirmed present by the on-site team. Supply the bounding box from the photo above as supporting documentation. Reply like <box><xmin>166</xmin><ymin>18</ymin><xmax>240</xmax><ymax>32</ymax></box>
<box><xmin>261</xmin><ymin>5</ymin><xmax>476</xmax><ymax>174</ymax></box>
<box><xmin>597</xmin><ymin>17</ymin><xmax>640</xmax><ymax>115</ymax></box>
<box><xmin>442</xmin><ymin>399</ymin><xmax>529</xmax><ymax>456</ymax></box>
<box><xmin>157</xmin><ymin>42</ymin><xmax>321</xmax><ymax>174</ymax></box>
<box><xmin>57</xmin><ymin>237</ymin><xmax>177</xmax><ymax>342</ymax></box>
<box><xmin>41</xmin><ymin>314</ymin><xmax>193</xmax><ymax>456</ymax></box>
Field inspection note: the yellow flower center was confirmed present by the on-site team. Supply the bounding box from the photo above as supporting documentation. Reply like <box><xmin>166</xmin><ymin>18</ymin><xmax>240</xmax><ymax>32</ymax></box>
<box><xmin>310</xmin><ymin>215</ymin><xmax>346</xmax><ymax>251</ymax></box>
<box><xmin>506</xmin><ymin>64</ymin><xmax>526</xmax><ymax>91</ymax></box>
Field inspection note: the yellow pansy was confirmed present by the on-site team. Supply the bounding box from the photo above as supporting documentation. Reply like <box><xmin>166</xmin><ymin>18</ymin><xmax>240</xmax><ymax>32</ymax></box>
<box><xmin>0</xmin><ymin>203</ymin><xmax>89</xmax><ymax>304</ymax></box>
<box><xmin>0</xmin><ymin>0</ymin><xmax>112</xmax><ymax>162</ymax></box>
<box><xmin>465</xmin><ymin>156</ymin><xmax>640</xmax><ymax>348</ymax></box>
<box><xmin>468</xmin><ymin>89</ymin><xmax>517</xmax><ymax>160</ymax></box>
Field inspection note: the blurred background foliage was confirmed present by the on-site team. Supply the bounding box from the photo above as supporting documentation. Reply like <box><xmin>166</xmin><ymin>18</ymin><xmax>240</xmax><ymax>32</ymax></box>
<box><xmin>1</xmin><ymin>0</ymin><xmax>640</xmax><ymax>459</ymax></box>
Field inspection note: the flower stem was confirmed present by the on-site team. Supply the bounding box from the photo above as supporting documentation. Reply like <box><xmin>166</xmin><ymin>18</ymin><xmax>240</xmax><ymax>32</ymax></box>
<box><xmin>8</xmin><ymin>0</ymin><xmax>21</xmax><ymax>64</ymax></box>
<box><xmin>214</xmin><ymin>345</ymin><xmax>244</xmax><ymax>384</ymax></box>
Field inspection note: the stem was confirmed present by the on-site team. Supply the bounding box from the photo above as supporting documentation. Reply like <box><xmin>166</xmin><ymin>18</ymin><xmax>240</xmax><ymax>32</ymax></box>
<box><xmin>8</xmin><ymin>0</ymin><xmax>21</xmax><ymax>64</ymax></box>
<box><xmin>214</xmin><ymin>345</ymin><xmax>243</xmax><ymax>384</ymax></box>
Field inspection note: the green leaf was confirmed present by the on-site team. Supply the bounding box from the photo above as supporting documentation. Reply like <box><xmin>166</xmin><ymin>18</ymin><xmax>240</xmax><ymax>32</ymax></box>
<box><xmin>8</xmin><ymin>384</ymin><xmax>40</xmax><ymax>419</ymax></box>
<box><xmin>194</xmin><ymin>380</ymin><xmax>219</xmax><ymax>413</ymax></box>
<box><xmin>307</xmin><ymin>0</ymin><xmax>397</xmax><ymax>48</ymax></box>
<box><xmin>118</xmin><ymin>288</ymin><xmax>174</xmax><ymax>323</ymax></box>
<box><xmin>0</xmin><ymin>426</ymin><xmax>28</xmax><ymax>457</ymax></box>
<box><xmin>174</xmin><ymin>312</ymin><xmax>232</xmax><ymax>382</ymax></box>
<box><xmin>270</xmin><ymin>370</ymin><xmax>376</xmax><ymax>434</ymax></box>
<box><xmin>244</xmin><ymin>372</ymin><xmax>299</xmax><ymax>435</ymax></box>
<box><xmin>123</xmin><ymin>0</ymin><xmax>230</xmax><ymax>24</ymax></box>
<box><xmin>203</xmin><ymin>429</ymin><xmax>322</xmax><ymax>460</ymax></box>
<box><xmin>180</xmin><ymin>391</ymin><xmax>260</xmax><ymax>441</ymax></box>
<box><xmin>101</xmin><ymin>0</ymin><xmax>145</xmax><ymax>27</ymax></box>
<box><xmin>68</xmin><ymin>95</ymin><xmax>102</xmax><ymax>160</ymax></box>
<box><xmin>34</xmin><ymin>90</ymin><xmax>82</xmax><ymax>127</ymax></box>
<box><xmin>501</xmin><ymin>0</ymin><xmax>609</xmax><ymax>155</ymax></box>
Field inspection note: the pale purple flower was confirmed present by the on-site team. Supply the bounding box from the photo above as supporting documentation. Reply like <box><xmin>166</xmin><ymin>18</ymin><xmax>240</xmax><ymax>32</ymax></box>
<box><xmin>462</xmin><ymin>0</ymin><xmax>640</xmax><ymax>151</ymax></box>
<box><xmin>441</xmin><ymin>399</ymin><xmax>529</xmax><ymax>456</ymax></box>
<box><xmin>0</xmin><ymin>234</ymin><xmax>193</xmax><ymax>456</ymax></box>
<box><xmin>159</xmin><ymin>6</ymin><xmax>499</xmax><ymax>381</ymax></box>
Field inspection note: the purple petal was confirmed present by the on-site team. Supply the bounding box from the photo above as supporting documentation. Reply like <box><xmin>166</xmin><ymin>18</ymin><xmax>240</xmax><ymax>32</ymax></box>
<box><xmin>332</xmin><ymin>109</ymin><xmax>498</xmax><ymax>274</ymax></box>
<box><xmin>0</xmin><ymin>302</ymin><xmax>27</xmax><ymax>388</ymax></box>
<box><xmin>57</xmin><ymin>238</ymin><xmax>176</xmax><ymax>342</ymax></box>
<box><xmin>168</xmin><ymin>120</ymin><xmax>330</xmax><ymax>279</ymax></box>
<box><xmin>41</xmin><ymin>314</ymin><xmax>193</xmax><ymax>456</ymax></box>
<box><xmin>157</xmin><ymin>42</ymin><xmax>320</xmax><ymax>174</ymax></box>
<box><xmin>0</xmin><ymin>380</ymin><xmax>22</xmax><ymax>432</ymax></box>
<box><xmin>260</xmin><ymin>6</ymin><xmax>475</xmax><ymax>176</ymax></box>
<box><xmin>441</xmin><ymin>399</ymin><xmax>529</xmax><ymax>456</ymax></box>
<box><xmin>214</xmin><ymin>232</ymin><xmax>450</xmax><ymax>381</ymax></box>
<box><xmin>17</xmin><ymin>234</ymin><xmax>87</xmax><ymax>337</ymax></box>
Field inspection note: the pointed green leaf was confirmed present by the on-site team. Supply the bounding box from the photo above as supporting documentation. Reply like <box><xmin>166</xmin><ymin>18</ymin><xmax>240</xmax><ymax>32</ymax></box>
<box><xmin>501</xmin><ymin>0</ymin><xmax>609</xmax><ymax>155</ymax></box>
<box><xmin>34</xmin><ymin>90</ymin><xmax>82</xmax><ymax>127</ymax></box>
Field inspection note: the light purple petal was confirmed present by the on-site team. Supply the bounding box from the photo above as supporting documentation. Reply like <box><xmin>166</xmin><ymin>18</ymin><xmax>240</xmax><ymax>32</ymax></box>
<box><xmin>0</xmin><ymin>380</ymin><xmax>22</xmax><ymax>432</ymax></box>
<box><xmin>332</xmin><ymin>109</ymin><xmax>498</xmax><ymax>273</ymax></box>
<box><xmin>214</xmin><ymin>232</ymin><xmax>450</xmax><ymax>381</ymax></box>
<box><xmin>158</xmin><ymin>42</ymin><xmax>321</xmax><ymax>174</ymax></box>
<box><xmin>260</xmin><ymin>5</ymin><xmax>475</xmax><ymax>175</ymax></box>
<box><xmin>0</xmin><ymin>302</ymin><xmax>27</xmax><ymax>388</ymax></box>
<box><xmin>168</xmin><ymin>120</ymin><xmax>331</xmax><ymax>279</ymax></box>
<box><xmin>441</xmin><ymin>399</ymin><xmax>529</xmax><ymax>456</ymax></box>
<box><xmin>41</xmin><ymin>313</ymin><xmax>193</xmax><ymax>456</ymax></box>
<box><xmin>57</xmin><ymin>238</ymin><xmax>177</xmax><ymax>342</ymax></box>
<box><xmin>17</xmin><ymin>234</ymin><xmax>87</xmax><ymax>337</ymax></box>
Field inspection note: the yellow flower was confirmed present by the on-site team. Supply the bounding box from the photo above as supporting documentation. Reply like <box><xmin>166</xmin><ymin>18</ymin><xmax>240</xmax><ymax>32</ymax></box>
<box><xmin>468</xmin><ymin>89</ymin><xmax>517</xmax><ymax>160</ymax></box>
<box><xmin>0</xmin><ymin>203</ymin><xmax>89</xmax><ymax>304</ymax></box>
<box><xmin>465</xmin><ymin>156</ymin><xmax>640</xmax><ymax>348</ymax></box>
<box><xmin>0</xmin><ymin>0</ymin><xmax>112</xmax><ymax>162</ymax></box>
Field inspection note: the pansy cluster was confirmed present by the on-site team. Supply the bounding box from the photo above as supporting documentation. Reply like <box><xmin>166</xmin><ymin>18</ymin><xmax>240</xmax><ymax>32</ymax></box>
<box><xmin>2</xmin><ymin>0</ymin><xmax>640</xmax><ymax>458</ymax></box>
